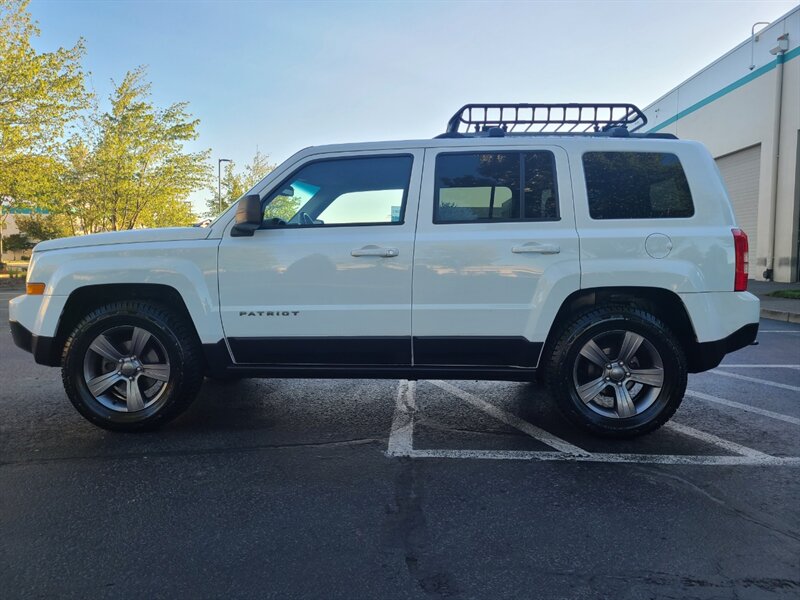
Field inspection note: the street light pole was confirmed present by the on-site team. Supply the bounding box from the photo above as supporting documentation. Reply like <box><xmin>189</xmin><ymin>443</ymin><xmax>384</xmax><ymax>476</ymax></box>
<box><xmin>218</xmin><ymin>158</ymin><xmax>232</xmax><ymax>213</ymax></box>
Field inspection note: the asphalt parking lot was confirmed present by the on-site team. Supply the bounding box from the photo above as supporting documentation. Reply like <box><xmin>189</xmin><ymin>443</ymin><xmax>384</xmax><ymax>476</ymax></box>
<box><xmin>1</xmin><ymin>288</ymin><xmax>799</xmax><ymax>600</ymax></box>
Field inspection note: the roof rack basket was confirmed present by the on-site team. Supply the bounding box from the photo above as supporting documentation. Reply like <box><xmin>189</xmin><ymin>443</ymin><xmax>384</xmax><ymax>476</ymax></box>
<box><xmin>445</xmin><ymin>103</ymin><xmax>648</xmax><ymax>135</ymax></box>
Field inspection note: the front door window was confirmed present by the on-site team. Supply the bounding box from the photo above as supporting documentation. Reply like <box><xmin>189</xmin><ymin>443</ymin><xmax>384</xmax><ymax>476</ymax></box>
<box><xmin>262</xmin><ymin>155</ymin><xmax>413</xmax><ymax>227</ymax></box>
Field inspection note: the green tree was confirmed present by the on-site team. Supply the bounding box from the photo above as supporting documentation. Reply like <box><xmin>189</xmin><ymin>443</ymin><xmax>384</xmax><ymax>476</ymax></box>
<box><xmin>206</xmin><ymin>150</ymin><xmax>275</xmax><ymax>215</ymax></box>
<box><xmin>63</xmin><ymin>68</ymin><xmax>211</xmax><ymax>231</ymax></box>
<box><xmin>0</xmin><ymin>0</ymin><xmax>86</xmax><ymax>166</ymax></box>
<box><xmin>3</xmin><ymin>232</ymin><xmax>32</xmax><ymax>252</ymax></box>
<box><xmin>262</xmin><ymin>191</ymin><xmax>302</xmax><ymax>223</ymax></box>
<box><xmin>0</xmin><ymin>0</ymin><xmax>87</xmax><ymax>252</ymax></box>
<box><xmin>16</xmin><ymin>212</ymin><xmax>74</xmax><ymax>241</ymax></box>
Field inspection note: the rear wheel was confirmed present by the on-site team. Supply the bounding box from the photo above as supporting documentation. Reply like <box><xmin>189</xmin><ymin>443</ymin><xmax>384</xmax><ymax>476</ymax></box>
<box><xmin>544</xmin><ymin>304</ymin><xmax>687</xmax><ymax>438</ymax></box>
<box><xmin>62</xmin><ymin>301</ymin><xmax>203</xmax><ymax>431</ymax></box>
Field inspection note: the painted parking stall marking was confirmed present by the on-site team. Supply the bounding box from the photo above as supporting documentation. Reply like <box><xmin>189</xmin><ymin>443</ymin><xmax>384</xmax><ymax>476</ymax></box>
<box><xmin>757</xmin><ymin>330</ymin><xmax>800</xmax><ymax>333</ymax></box>
<box><xmin>710</xmin><ymin>369</ymin><xmax>800</xmax><ymax>392</ymax></box>
<box><xmin>685</xmin><ymin>390</ymin><xmax>800</xmax><ymax>425</ymax></box>
<box><xmin>386</xmin><ymin>379</ymin><xmax>415</xmax><ymax>456</ymax></box>
<box><xmin>387</xmin><ymin>373</ymin><xmax>800</xmax><ymax>466</ymax></box>
<box><xmin>662</xmin><ymin>421</ymin><xmax>772</xmax><ymax>459</ymax></box>
<box><xmin>716</xmin><ymin>364</ymin><xmax>800</xmax><ymax>369</ymax></box>
<box><xmin>428</xmin><ymin>380</ymin><xmax>590</xmax><ymax>456</ymax></box>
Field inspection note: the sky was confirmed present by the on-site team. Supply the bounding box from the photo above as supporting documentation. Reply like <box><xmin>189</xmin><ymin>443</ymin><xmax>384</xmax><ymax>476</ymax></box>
<box><xmin>27</xmin><ymin>0</ymin><xmax>800</xmax><ymax>213</ymax></box>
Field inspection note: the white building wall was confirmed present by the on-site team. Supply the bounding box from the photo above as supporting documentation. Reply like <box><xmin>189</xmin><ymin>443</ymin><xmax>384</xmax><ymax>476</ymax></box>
<box><xmin>2</xmin><ymin>214</ymin><xmax>21</xmax><ymax>236</ymax></box>
<box><xmin>643</xmin><ymin>7</ymin><xmax>800</xmax><ymax>282</ymax></box>
<box><xmin>0</xmin><ymin>214</ymin><xmax>27</xmax><ymax>261</ymax></box>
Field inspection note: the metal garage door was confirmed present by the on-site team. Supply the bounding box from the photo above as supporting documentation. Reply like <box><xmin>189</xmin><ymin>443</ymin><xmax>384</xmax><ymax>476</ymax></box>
<box><xmin>716</xmin><ymin>145</ymin><xmax>761</xmax><ymax>273</ymax></box>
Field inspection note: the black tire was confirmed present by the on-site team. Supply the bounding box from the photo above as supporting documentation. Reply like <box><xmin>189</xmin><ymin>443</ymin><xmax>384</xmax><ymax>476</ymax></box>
<box><xmin>543</xmin><ymin>304</ymin><xmax>687</xmax><ymax>438</ymax></box>
<box><xmin>61</xmin><ymin>301</ymin><xmax>203</xmax><ymax>432</ymax></box>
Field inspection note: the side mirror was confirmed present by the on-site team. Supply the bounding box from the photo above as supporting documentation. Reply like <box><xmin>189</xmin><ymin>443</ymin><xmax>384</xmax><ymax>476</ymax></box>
<box><xmin>230</xmin><ymin>194</ymin><xmax>262</xmax><ymax>237</ymax></box>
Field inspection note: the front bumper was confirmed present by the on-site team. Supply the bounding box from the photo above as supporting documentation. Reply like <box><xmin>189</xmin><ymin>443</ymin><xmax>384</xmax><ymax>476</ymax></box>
<box><xmin>9</xmin><ymin>320</ymin><xmax>59</xmax><ymax>366</ymax></box>
<box><xmin>8</xmin><ymin>292</ymin><xmax>68</xmax><ymax>366</ymax></box>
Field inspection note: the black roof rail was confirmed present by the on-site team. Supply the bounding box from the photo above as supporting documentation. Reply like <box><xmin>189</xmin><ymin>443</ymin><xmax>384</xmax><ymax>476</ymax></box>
<box><xmin>443</xmin><ymin>103</ymin><xmax>650</xmax><ymax>136</ymax></box>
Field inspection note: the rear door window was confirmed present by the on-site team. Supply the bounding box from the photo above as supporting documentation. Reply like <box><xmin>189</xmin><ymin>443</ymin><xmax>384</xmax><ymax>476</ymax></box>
<box><xmin>434</xmin><ymin>151</ymin><xmax>559</xmax><ymax>223</ymax></box>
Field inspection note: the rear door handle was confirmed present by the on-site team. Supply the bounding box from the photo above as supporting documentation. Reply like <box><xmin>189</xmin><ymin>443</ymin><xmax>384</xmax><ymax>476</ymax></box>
<box><xmin>512</xmin><ymin>243</ymin><xmax>561</xmax><ymax>255</ymax></box>
<box><xmin>351</xmin><ymin>246</ymin><xmax>399</xmax><ymax>258</ymax></box>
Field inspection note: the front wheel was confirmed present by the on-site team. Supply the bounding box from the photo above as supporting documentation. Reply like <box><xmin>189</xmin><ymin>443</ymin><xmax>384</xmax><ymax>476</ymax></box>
<box><xmin>61</xmin><ymin>301</ymin><xmax>204</xmax><ymax>432</ymax></box>
<box><xmin>544</xmin><ymin>305</ymin><xmax>687</xmax><ymax>438</ymax></box>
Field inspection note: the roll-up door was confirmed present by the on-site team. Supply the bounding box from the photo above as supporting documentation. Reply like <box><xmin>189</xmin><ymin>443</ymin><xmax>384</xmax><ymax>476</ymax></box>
<box><xmin>716</xmin><ymin>145</ymin><xmax>761</xmax><ymax>273</ymax></box>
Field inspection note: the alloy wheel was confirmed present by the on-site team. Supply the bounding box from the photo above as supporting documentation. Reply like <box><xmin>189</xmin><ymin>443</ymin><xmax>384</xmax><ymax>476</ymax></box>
<box><xmin>82</xmin><ymin>326</ymin><xmax>171</xmax><ymax>412</ymax></box>
<box><xmin>572</xmin><ymin>330</ymin><xmax>665</xmax><ymax>419</ymax></box>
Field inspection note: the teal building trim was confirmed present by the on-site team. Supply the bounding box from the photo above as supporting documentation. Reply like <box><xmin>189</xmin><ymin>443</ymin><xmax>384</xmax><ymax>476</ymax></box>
<box><xmin>648</xmin><ymin>47</ymin><xmax>800</xmax><ymax>133</ymax></box>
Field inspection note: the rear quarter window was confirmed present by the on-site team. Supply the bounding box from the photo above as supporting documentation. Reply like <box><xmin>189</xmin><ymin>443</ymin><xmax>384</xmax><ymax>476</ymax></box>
<box><xmin>583</xmin><ymin>151</ymin><xmax>694</xmax><ymax>219</ymax></box>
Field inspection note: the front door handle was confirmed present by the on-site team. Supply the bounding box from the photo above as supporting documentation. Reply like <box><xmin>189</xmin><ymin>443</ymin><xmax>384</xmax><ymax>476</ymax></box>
<box><xmin>351</xmin><ymin>246</ymin><xmax>399</xmax><ymax>258</ymax></box>
<box><xmin>512</xmin><ymin>242</ymin><xmax>561</xmax><ymax>255</ymax></box>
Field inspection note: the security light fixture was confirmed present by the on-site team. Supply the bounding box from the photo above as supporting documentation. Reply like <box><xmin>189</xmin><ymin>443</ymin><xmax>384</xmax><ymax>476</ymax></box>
<box><xmin>769</xmin><ymin>33</ymin><xmax>789</xmax><ymax>56</ymax></box>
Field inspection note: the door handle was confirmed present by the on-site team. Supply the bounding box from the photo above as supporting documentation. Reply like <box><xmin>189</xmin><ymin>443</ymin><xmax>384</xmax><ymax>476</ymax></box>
<box><xmin>511</xmin><ymin>243</ymin><xmax>561</xmax><ymax>255</ymax></box>
<box><xmin>351</xmin><ymin>246</ymin><xmax>399</xmax><ymax>258</ymax></box>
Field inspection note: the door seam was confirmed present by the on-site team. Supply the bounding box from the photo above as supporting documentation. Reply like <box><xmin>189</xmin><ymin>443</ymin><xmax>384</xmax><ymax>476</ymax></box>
<box><xmin>409</xmin><ymin>148</ymin><xmax>427</xmax><ymax>367</ymax></box>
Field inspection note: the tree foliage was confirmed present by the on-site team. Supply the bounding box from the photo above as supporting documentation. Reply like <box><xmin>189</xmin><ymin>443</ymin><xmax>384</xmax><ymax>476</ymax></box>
<box><xmin>61</xmin><ymin>68</ymin><xmax>211</xmax><ymax>231</ymax></box>
<box><xmin>16</xmin><ymin>212</ymin><xmax>74</xmax><ymax>241</ymax></box>
<box><xmin>3</xmin><ymin>232</ymin><xmax>32</xmax><ymax>251</ymax></box>
<box><xmin>0</xmin><ymin>0</ymin><xmax>87</xmax><ymax>157</ymax></box>
<box><xmin>206</xmin><ymin>150</ymin><xmax>275</xmax><ymax>215</ymax></box>
<box><xmin>0</xmin><ymin>0</ymin><xmax>87</xmax><ymax>237</ymax></box>
<box><xmin>263</xmin><ymin>191</ymin><xmax>302</xmax><ymax>223</ymax></box>
<box><xmin>1</xmin><ymin>1</ymin><xmax>213</xmax><ymax>241</ymax></box>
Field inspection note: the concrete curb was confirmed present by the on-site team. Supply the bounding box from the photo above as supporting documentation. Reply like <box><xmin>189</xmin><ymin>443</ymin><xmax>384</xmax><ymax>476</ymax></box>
<box><xmin>760</xmin><ymin>308</ymin><xmax>800</xmax><ymax>324</ymax></box>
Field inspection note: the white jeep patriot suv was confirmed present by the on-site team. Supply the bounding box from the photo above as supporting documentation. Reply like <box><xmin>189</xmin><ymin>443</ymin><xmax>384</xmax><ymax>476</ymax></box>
<box><xmin>9</xmin><ymin>103</ymin><xmax>760</xmax><ymax>437</ymax></box>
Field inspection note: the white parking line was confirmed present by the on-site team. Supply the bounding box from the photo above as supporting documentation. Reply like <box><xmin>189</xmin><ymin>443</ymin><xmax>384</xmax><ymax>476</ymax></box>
<box><xmin>686</xmin><ymin>390</ymin><xmax>800</xmax><ymax>425</ymax></box>
<box><xmin>664</xmin><ymin>421</ymin><xmax>771</xmax><ymax>458</ymax></box>
<box><xmin>709</xmin><ymin>369</ymin><xmax>800</xmax><ymax>392</ymax></box>
<box><xmin>718</xmin><ymin>364</ymin><xmax>800</xmax><ymax>369</ymax></box>
<box><xmin>428</xmin><ymin>380</ymin><xmax>590</xmax><ymax>456</ymax></box>
<box><xmin>758</xmin><ymin>330</ymin><xmax>800</xmax><ymax>334</ymax></box>
<box><xmin>387</xmin><ymin>380</ymin><xmax>415</xmax><ymax>455</ymax></box>
<box><xmin>408</xmin><ymin>448</ymin><xmax>800</xmax><ymax>466</ymax></box>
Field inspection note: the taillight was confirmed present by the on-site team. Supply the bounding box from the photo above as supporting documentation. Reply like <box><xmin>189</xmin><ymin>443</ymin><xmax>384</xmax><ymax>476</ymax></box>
<box><xmin>732</xmin><ymin>228</ymin><xmax>748</xmax><ymax>291</ymax></box>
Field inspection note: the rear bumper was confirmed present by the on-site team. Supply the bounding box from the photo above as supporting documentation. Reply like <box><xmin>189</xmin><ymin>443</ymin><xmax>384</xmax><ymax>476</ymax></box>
<box><xmin>687</xmin><ymin>322</ymin><xmax>759</xmax><ymax>373</ymax></box>
<box><xmin>680</xmin><ymin>291</ymin><xmax>760</xmax><ymax>342</ymax></box>
<box><xmin>9</xmin><ymin>320</ymin><xmax>59</xmax><ymax>366</ymax></box>
<box><xmin>720</xmin><ymin>322</ymin><xmax>759</xmax><ymax>353</ymax></box>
